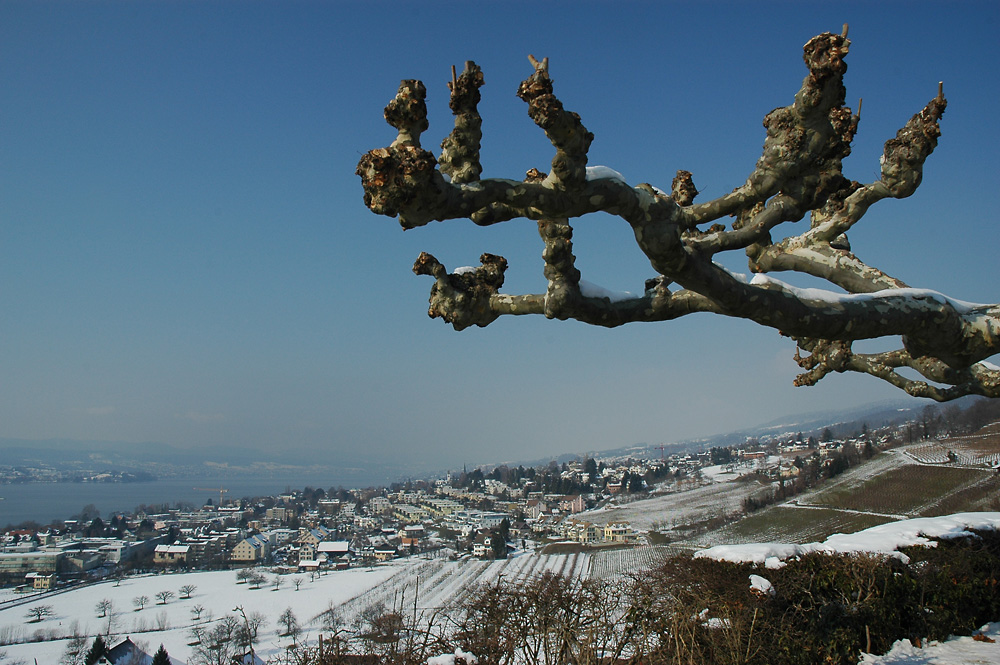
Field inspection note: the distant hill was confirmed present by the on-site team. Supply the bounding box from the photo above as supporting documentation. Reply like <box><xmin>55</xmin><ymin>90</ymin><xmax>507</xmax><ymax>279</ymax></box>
<box><xmin>506</xmin><ymin>398</ymin><xmax>943</xmax><ymax>469</ymax></box>
<box><xmin>2</xmin><ymin>396</ymin><xmax>986</xmax><ymax>484</ymax></box>
<box><xmin>0</xmin><ymin>437</ymin><xmax>422</xmax><ymax>486</ymax></box>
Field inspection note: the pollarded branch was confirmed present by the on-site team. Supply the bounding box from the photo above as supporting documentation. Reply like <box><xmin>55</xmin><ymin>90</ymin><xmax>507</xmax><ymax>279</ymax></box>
<box><xmin>357</xmin><ymin>28</ymin><xmax>1000</xmax><ymax>400</ymax></box>
<box><xmin>439</xmin><ymin>61</ymin><xmax>485</xmax><ymax>184</ymax></box>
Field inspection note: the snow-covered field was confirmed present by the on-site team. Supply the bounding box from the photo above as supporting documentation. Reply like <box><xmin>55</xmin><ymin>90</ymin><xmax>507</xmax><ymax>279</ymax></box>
<box><xmin>6</xmin><ymin>436</ymin><xmax>1000</xmax><ymax>663</ymax></box>
<box><xmin>580</xmin><ymin>478</ymin><xmax>766</xmax><ymax>532</ymax></box>
<box><xmin>0</xmin><ymin>549</ymin><xmax>608</xmax><ymax>664</ymax></box>
<box><xmin>5</xmin><ymin>517</ymin><xmax>1000</xmax><ymax>663</ymax></box>
<box><xmin>0</xmin><ymin>562</ymin><xmax>403</xmax><ymax>663</ymax></box>
<box><xmin>904</xmin><ymin>439</ymin><xmax>1000</xmax><ymax>468</ymax></box>
<box><xmin>858</xmin><ymin>622</ymin><xmax>1000</xmax><ymax>664</ymax></box>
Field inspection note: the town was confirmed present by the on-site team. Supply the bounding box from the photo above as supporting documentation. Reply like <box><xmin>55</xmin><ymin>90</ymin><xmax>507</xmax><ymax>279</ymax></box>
<box><xmin>1</xmin><ymin>421</ymin><xmax>911</xmax><ymax>591</ymax></box>
<box><xmin>3</xmin><ymin>399</ymin><xmax>999</xmax><ymax>664</ymax></box>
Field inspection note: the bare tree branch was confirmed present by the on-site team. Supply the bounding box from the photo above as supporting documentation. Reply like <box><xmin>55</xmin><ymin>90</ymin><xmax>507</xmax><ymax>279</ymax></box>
<box><xmin>357</xmin><ymin>28</ymin><xmax>1000</xmax><ymax>400</ymax></box>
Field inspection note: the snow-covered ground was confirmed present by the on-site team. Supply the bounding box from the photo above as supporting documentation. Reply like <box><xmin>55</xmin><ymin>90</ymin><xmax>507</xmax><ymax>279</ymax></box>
<box><xmin>4</xmin><ymin>514</ymin><xmax>1000</xmax><ymax>663</ymax></box>
<box><xmin>0</xmin><ymin>561</ymin><xmax>404</xmax><ymax>663</ymax></box>
<box><xmin>0</xmin><ymin>550</ymin><xmax>597</xmax><ymax>664</ymax></box>
<box><xmin>695</xmin><ymin>512</ymin><xmax>1000</xmax><ymax>566</ymax></box>
<box><xmin>858</xmin><ymin>622</ymin><xmax>1000</xmax><ymax>664</ymax></box>
<box><xmin>580</xmin><ymin>478</ymin><xmax>765</xmax><ymax>531</ymax></box>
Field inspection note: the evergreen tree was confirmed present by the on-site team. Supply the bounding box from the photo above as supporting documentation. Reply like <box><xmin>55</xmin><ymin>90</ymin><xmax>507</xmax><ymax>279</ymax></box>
<box><xmin>84</xmin><ymin>635</ymin><xmax>107</xmax><ymax>665</ymax></box>
<box><xmin>490</xmin><ymin>528</ymin><xmax>507</xmax><ymax>559</ymax></box>
<box><xmin>151</xmin><ymin>644</ymin><xmax>171</xmax><ymax>665</ymax></box>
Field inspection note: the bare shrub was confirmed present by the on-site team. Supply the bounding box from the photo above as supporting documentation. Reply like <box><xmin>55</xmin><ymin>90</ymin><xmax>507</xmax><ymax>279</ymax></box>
<box><xmin>155</xmin><ymin>610</ymin><xmax>170</xmax><ymax>631</ymax></box>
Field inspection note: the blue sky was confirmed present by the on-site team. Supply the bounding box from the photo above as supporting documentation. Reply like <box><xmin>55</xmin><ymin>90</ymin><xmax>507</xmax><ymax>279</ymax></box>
<box><xmin>2</xmin><ymin>1</ymin><xmax>998</xmax><ymax>472</ymax></box>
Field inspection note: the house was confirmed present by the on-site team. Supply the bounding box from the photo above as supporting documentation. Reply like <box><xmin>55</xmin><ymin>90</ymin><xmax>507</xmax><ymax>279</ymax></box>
<box><xmin>153</xmin><ymin>544</ymin><xmax>190</xmax><ymax>566</ymax></box>
<box><xmin>373</xmin><ymin>547</ymin><xmax>396</xmax><ymax>562</ymax></box>
<box><xmin>472</xmin><ymin>532</ymin><xmax>493</xmax><ymax>558</ymax></box>
<box><xmin>180</xmin><ymin>535</ymin><xmax>229</xmax><ymax>568</ymax></box>
<box><xmin>318</xmin><ymin>499</ymin><xmax>343</xmax><ymax>515</ymax></box>
<box><xmin>399</xmin><ymin>525</ymin><xmax>425</xmax><ymax>547</ymax></box>
<box><xmin>393</xmin><ymin>504</ymin><xmax>430</xmax><ymax>524</ymax></box>
<box><xmin>296</xmin><ymin>526</ymin><xmax>332</xmax><ymax>548</ymax></box>
<box><xmin>25</xmin><ymin>572</ymin><xmax>56</xmax><ymax>590</ymax></box>
<box><xmin>295</xmin><ymin>526</ymin><xmax>333</xmax><ymax>561</ymax></box>
<box><xmin>472</xmin><ymin>530</ymin><xmax>509</xmax><ymax>558</ymax></box>
<box><xmin>317</xmin><ymin>540</ymin><xmax>351</xmax><ymax>566</ymax></box>
<box><xmin>266</xmin><ymin>507</ymin><xmax>291</xmax><ymax>522</ymax></box>
<box><xmin>562</xmin><ymin>518</ymin><xmax>599</xmax><ymax>544</ymax></box>
<box><xmin>298</xmin><ymin>558</ymin><xmax>321</xmax><ymax>573</ymax></box>
<box><xmin>231</xmin><ymin>534</ymin><xmax>271</xmax><ymax>563</ymax></box>
<box><xmin>603</xmin><ymin>522</ymin><xmax>640</xmax><ymax>544</ymax></box>
<box><xmin>557</xmin><ymin>494</ymin><xmax>585</xmax><ymax>514</ymax></box>
<box><xmin>524</xmin><ymin>499</ymin><xmax>548</xmax><ymax>520</ymax></box>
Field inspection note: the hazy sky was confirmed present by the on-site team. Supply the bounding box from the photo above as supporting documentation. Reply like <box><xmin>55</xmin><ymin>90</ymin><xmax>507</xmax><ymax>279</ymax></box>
<box><xmin>2</xmin><ymin>1</ymin><xmax>998</xmax><ymax>471</ymax></box>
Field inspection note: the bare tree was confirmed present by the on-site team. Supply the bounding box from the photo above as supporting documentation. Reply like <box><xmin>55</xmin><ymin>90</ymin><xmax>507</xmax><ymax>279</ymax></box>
<box><xmin>272</xmin><ymin>574</ymin><xmax>283</xmax><ymax>591</ymax></box>
<box><xmin>248</xmin><ymin>571</ymin><xmax>267</xmax><ymax>589</ymax></box>
<box><xmin>187</xmin><ymin>624</ymin><xmax>205</xmax><ymax>647</ymax></box>
<box><xmin>189</xmin><ymin>615</ymin><xmax>239</xmax><ymax>665</ymax></box>
<box><xmin>24</xmin><ymin>605</ymin><xmax>53</xmax><ymax>623</ymax></box>
<box><xmin>319</xmin><ymin>600</ymin><xmax>343</xmax><ymax>634</ymax></box>
<box><xmin>133</xmin><ymin>595</ymin><xmax>149</xmax><ymax>612</ymax></box>
<box><xmin>61</xmin><ymin>633</ymin><xmax>89</xmax><ymax>665</ymax></box>
<box><xmin>155</xmin><ymin>610</ymin><xmax>170</xmax><ymax>631</ymax></box>
<box><xmin>277</xmin><ymin>607</ymin><xmax>300</xmax><ymax>642</ymax></box>
<box><xmin>190</xmin><ymin>604</ymin><xmax>205</xmax><ymax>622</ymax></box>
<box><xmin>94</xmin><ymin>599</ymin><xmax>113</xmax><ymax>619</ymax></box>
<box><xmin>293</xmin><ymin>576</ymin><xmax>304</xmax><ymax>591</ymax></box>
<box><xmin>358</xmin><ymin>27</ymin><xmax>1000</xmax><ymax>402</ymax></box>
<box><xmin>154</xmin><ymin>590</ymin><xmax>174</xmax><ymax>605</ymax></box>
<box><xmin>178</xmin><ymin>584</ymin><xmax>196</xmax><ymax>599</ymax></box>
<box><xmin>233</xmin><ymin>607</ymin><xmax>267</xmax><ymax>653</ymax></box>
<box><xmin>104</xmin><ymin>608</ymin><xmax>119</xmax><ymax>641</ymax></box>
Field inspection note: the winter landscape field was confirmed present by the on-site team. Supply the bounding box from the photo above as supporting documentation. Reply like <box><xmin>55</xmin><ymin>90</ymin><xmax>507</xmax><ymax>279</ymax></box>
<box><xmin>0</xmin><ymin>545</ymin><xmax>667</xmax><ymax>663</ymax></box>
<box><xmin>4</xmin><ymin>515</ymin><xmax>1000</xmax><ymax>664</ymax></box>
<box><xmin>6</xmin><ymin>430</ymin><xmax>1000</xmax><ymax>664</ymax></box>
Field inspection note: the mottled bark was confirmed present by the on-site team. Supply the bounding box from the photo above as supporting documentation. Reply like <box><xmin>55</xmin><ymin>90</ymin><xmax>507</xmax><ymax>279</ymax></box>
<box><xmin>357</xmin><ymin>28</ymin><xmax>1000</xmax><ymax>400</ymax></box>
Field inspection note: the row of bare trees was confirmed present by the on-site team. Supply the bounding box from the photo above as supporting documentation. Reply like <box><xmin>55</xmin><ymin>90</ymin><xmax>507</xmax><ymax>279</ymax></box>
<box><xmin>235</xmin><ymin>568</ymin><xmax>309</xmax><ymax>591</ymax></box>
<box><xmin>187</xmin><ymin>606</ymin><xmax>301</xmax><ymax>665</ymax></box>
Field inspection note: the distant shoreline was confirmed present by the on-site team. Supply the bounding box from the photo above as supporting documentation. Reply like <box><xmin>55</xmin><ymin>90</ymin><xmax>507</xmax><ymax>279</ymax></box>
<box><xmin>0</xmin><ymin>477</ymin><xmax>155</xmax><ymax>484</ymax></box>
<box><xmin>0</xmin><ymin>471</ymin><xmax>394</xmax><ymax>527</ymax></box>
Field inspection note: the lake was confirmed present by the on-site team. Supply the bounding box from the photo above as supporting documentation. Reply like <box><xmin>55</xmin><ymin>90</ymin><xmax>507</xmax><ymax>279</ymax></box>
<box><xmin>0</xmin><ymin>471</ymin><xmax>393</xmax><ymax>526</ymax></box>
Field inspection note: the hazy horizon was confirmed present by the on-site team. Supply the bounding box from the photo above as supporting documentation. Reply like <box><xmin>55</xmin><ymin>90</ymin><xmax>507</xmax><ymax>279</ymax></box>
<box><xmin>2</xmin><ymin>2</ymin><xmax>997</xmax><ymax>471</ymax></box>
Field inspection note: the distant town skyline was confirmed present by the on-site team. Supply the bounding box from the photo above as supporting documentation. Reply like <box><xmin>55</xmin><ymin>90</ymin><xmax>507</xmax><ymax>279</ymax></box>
<box><xmin>2</xmin><ymin>2</ymin><xmax>998</xmax><ymax>469</ymax></box>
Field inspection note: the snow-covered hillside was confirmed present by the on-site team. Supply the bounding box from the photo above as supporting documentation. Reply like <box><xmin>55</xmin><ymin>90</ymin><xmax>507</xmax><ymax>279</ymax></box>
<box><xmin>0</xmin><ymin>562</ymin><xmax>403</xmax><ymax>663</ymax></box>
<box><xmin>0</xmin><ymin>549</ymin><xmax>594</xmax><ymax>663</ymax></box>
<box><xmin>4</xmin><ymin>513</ymin><xmax>1000</xmax><ymax>664</ymax></box>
